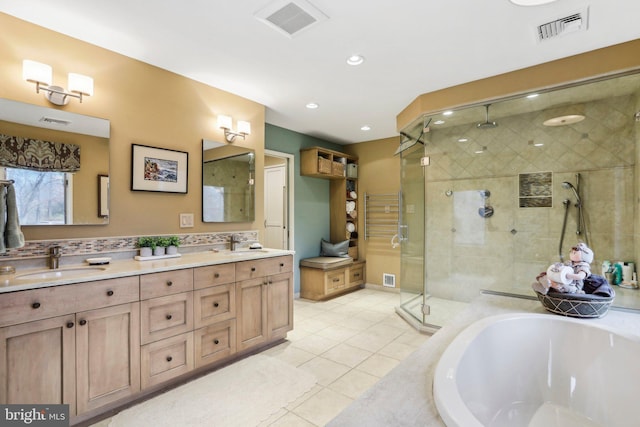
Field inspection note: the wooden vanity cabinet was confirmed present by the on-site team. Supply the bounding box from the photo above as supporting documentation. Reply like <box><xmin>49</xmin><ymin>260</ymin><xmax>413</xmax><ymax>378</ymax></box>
<box><xmin>236</xmin><ymin>256</ymin><xmax>293</xmax><ymax>352</ymax></box>
<box><xmin>0</xmin><ymin>276</ymin><xmax>140</xmax><ymax>417</ymax></box>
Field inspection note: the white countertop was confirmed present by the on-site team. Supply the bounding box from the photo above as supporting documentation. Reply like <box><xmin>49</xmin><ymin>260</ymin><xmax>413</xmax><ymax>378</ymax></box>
<box><xmin>327</xmin><ymin>293</ymin><xmax>640</xmax><ymax>427</ymax></box>
<box><xmin>0</xmin><ymin>249</ymin><xmax>294</xmax><ymax>293</ymax></box>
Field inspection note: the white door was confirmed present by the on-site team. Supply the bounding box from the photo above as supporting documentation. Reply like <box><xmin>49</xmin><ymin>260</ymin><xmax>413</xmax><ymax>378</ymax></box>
<box><xmin>264</xmin><ymin>165</ymin><xmax>287</xmax><ymax>249</ymax></box>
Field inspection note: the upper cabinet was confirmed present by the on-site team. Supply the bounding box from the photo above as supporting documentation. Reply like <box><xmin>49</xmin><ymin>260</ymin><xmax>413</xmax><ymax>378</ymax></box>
<box><xmin>301</xmin><ymin>147</ymin><xmax>359</xmax><ymax>259</ymax></box>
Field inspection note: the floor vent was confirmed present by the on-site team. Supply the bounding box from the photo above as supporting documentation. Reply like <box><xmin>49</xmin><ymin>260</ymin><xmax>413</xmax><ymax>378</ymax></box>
<box><xmin>255</xmin><ymin>0</ymin><xmax>328</xmax><ymax>38</ymax></box>
<box><xmin>383</xmin><ymin>273</ymin><xmax>396</xmax><ymax>288</ymax></box>
<box><xmin>537</xmin><ymin>8</ymin><xmax>588</xmax><ymax>42</ymax></box>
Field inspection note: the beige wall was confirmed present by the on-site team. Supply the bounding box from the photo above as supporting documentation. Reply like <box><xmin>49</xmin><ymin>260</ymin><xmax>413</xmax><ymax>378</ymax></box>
<box><xmin>346</xmin><ymin>137</ymin><xmax>401</xmax><ymax>286</ymax></box>
<box><xmin>0</xmin><ymin>13</ymin><xmax>265</xmax><ymax>240</ymax></box>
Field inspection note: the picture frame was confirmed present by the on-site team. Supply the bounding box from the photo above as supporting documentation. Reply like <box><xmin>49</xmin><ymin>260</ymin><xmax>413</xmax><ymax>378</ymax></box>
<box><xmin>98</xmin><ymin>174</ymin><xmax>109</xmax><ymax>217</ymax></box>
<box><xmin>131</xmin><ymin>144</ymin><xmax>188</xmax><ymax>193</ymax></box>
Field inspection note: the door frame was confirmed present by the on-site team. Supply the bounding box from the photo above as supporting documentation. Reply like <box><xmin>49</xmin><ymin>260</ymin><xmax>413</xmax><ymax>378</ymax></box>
<box><xmin>264</xmin><ymin>150</ymin><xmax>294</xmax><ymax>251</ymax></box>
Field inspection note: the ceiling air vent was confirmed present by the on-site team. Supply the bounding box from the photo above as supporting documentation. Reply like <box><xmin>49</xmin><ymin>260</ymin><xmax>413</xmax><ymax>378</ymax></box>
<box><xmin>537</xmin><ymin>7</ymin><xmax>589</xmax><ymax>41</ymax></box>
<box><xmin>39</xmin><ymin>116</ymin><xmax>71</xmax><ymax>126</ymax></box>
<box><xmin>255</xmin><ymin>0</ymin><xmax>328</xmax><ymax>38</ymax></box>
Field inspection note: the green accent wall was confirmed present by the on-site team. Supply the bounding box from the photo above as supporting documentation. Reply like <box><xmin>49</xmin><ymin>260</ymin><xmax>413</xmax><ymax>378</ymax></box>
<box><xmin>265</xmin><ymin>124</ymin><xmax>344</xmax><ymax>294</ymax></box>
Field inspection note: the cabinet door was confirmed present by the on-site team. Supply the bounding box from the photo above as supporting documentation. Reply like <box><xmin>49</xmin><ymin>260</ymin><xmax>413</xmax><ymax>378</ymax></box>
<box><xmin>267</xmin><ymin>272</ymin><xmax>293</xmax><ymax>340</ymax></box>
<box><xmin>0</xmin><ymin>315</ymin><xmax>76</xmax><ymax>415</ymax></box>
<box><xmin>236</xmin><ymin>277</ymin><xmax>267</xmax><ymax>351</ymax></box>
<box><xmin>76</xmin><ymin>302</ymin><xmax>140</xmax><ymax>414</ymax></box>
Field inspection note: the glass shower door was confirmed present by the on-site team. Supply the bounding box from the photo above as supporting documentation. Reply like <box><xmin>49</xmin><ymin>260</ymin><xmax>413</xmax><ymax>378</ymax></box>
<box><xmin>398</xmin><ymin>143</ymin><xmax>427</xmax><ymax>327</ymax></box>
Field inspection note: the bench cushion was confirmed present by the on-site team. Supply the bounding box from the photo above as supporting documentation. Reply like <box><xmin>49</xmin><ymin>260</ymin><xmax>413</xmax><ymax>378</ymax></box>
<box><xmin>300</xmin><ymin>256</ymin><xmax>353</xmax><ymax>270</ymax></box>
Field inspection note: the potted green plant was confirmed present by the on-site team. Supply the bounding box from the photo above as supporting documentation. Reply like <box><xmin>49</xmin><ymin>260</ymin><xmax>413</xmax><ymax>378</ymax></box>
<box><xmin>137</xmin><ymin>236</ymin><xmax>154</xmax><ymax>257</ymax></box>
<box><xmin>166</xmin><ymin>236</ymin><xmax>180</xmax><ymax>255</ymax></box>
<box><xmin>154</xmin><ymin>236</ymin><xmax>170</xmax><ymax>256</ymax></box>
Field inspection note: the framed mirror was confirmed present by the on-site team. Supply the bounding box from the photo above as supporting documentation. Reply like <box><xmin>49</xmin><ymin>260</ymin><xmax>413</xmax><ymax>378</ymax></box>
<box><xmin>0</xmin><ymin>98</ymin><xmax>110</xmax><ymax>225</ymax></box>
<box><xmin>202</xmin><ymin>139</ymin><xmax>255</xmax><ymax>223</ymax></box>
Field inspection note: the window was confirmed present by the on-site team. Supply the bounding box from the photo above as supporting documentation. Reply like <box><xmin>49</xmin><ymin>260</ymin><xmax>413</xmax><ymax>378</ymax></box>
<box><xmin>5</xmin><ymin>169</ymin><xmax>72</xmax><ymax>225</ymax></box>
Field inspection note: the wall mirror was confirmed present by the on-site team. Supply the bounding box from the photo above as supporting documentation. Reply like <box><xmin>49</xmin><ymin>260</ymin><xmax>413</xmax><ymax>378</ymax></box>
<box><xmin>0</xmin><ymin>98</ymin><xmax>110</xmax><ymax>225</ymax></box>
<box><xmin>202</xmin><ymin>139</ymin><xmax>255</xmax><ymax>223</ymax></box>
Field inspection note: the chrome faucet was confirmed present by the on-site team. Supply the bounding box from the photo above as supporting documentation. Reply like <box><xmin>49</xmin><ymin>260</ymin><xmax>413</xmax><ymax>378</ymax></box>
<box><xmin>49</xmin><ymin>246</ymin><xmax>61</xmax><ymax>269</ymax></box>
<box><xmin>229</xmin><ymin>234</ymin><xmax>240</xmax><ymax>251</ymax></box>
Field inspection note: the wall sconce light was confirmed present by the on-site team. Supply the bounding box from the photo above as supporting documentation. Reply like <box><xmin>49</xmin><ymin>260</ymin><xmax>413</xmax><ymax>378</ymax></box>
<box><xmin>22</xmin><ymin>60</ymin><xmax>94</xmax><ymax>106</ymax></box>
<box><xmin>217</xmin><ymin>114</ymin><xmax>251</xmax><ymax>143</ymax></box>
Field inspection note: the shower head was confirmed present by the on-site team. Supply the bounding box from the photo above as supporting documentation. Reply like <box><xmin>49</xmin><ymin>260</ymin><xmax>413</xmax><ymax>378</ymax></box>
<box><xmin>562</xmin><ymin>181</ymin><xmax>581</xmax><ymax>203</ymax></box>
<box><xmin>477</xmin><ymin>104</ymin><xmax>498</xmax><ymax>129</ymax></box>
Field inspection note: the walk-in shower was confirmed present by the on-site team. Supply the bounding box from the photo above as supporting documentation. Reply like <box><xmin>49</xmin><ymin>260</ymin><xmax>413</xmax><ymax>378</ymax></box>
<box><xmin>395</xmin><ymin>70</ymin><xmax>640</xmax><ymax>332</ymax></box>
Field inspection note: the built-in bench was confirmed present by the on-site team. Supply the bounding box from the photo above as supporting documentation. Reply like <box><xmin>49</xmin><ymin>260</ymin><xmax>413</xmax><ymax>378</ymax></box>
<box><xmin>300</xmin><ymin>257</ymin><xmax>365</xmax><ymax>300</ymax></box>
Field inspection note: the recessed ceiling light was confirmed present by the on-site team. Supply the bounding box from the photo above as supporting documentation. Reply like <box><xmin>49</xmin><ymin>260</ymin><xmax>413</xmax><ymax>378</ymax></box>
<box><xmin>360</xmin><ymin>125</ymin><xmax>371</xmax><ymax>131</ymax></box>
<box><xmin>526</xmin><ymin>93</ymin><xmax>540</xmax><ymax>99</ymax></box>
<box><xmin>434</xmin><ymin>120</ymin><xmax>445</xmax><ymax>125</ymax></box>
<box><xmin>458</xmin><ymin>138</ymin><xmax>468</xmax><ymax>142</ymax></box>
<box><xmin>306</xmin><ymin>102</ymin><xmax>319</xmax><ymax>109</ymax></box>
<box><xmin>509</xmin><ymin>0</ymin><xmax>558</xmax><ymax>5</ymax></box>
<box><xmin>346</xmin><ymin>54</ymin><xmax>365</xmax><ymax>66</ymax></box>
<box><xmin>443</xmin><ymin>111</ymin><xmax>453</xmax><ymax>116</ymax></box>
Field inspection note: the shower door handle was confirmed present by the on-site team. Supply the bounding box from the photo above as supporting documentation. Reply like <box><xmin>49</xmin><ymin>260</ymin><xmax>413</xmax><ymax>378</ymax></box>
<box><xmin>399</xmin><ymin>224</ymin><xmax>409</xmax><ymax>241</ymax></box>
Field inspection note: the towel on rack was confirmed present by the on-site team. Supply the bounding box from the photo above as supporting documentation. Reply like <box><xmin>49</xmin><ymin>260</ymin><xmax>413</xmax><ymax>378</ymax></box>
<box><xmin>1</xmin><ymin>184</ymin><xmax>24</xmax><ymax>252</ymax></box>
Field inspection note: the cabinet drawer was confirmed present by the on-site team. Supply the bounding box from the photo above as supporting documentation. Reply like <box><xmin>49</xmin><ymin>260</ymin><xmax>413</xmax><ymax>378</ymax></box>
<box><xmin>326</xmin><ymin>270</ymin><xmax>346</xmax><ymax>292</ymax></box>
<box><xmin>0</xmin><ymin>276</ymin><xmax>139</xmax><ymax>328</ymax></box>
<box><xmin>141</xmin><ymin>332</ymin><xmax>194</xmax><ymax>389</ymax></box>
<box><xmin>140</xmin><ymin>292</ymin><xmax>193</xmax><ymax>345</ymax></box>
<box><xmin>140</xmin><ymin>269</ymin><xmax>193</xmax><ymax>299</ymax></box>
<box><xmin>235</xmin><ymin>256</ymin><xmax>292</xmax><ymax>281</ymax></box>
<box><xmin>194</xmin><ymin>284</ymin><xmax>235</xmax><ymax>329</ymax></box>
<box><xmin>349</xmin><ymin>265</ymin><xmax>365</xmax><ymax>285</ymax></box>
<box><xmin>194</xmin><ymin>319</ymin><xmax>236</xmax><ymax>368</ymax></box>
<box><xmin>193</xmin><ymin>264</ymin><xmax>235</xmax><ymax>290</ymax></box>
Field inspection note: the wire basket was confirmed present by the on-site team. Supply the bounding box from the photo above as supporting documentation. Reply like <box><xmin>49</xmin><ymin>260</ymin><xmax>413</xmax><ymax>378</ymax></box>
<box><xmin>535</xmin><ymin>290</ymin><xmax>614</xmax><ymax>318</ymax></box>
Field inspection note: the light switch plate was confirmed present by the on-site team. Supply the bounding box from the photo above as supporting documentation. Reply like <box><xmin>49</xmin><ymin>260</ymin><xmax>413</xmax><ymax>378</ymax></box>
<box><xmin>180</xmin><ymin>213</ymin><xmax>194</xmax><ymax>228</ymax></box>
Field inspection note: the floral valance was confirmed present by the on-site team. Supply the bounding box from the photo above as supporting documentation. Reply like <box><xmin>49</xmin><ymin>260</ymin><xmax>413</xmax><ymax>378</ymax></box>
<box><xmin>0</xmin><ymin>133</ymin><xmax>80</xmax><ymax>172</ymax></box>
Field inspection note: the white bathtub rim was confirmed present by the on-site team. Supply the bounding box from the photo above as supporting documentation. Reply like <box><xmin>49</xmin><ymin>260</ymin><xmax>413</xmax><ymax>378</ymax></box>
<box><xmin>432</xmin><ymin>312</ymin><xmax>640</xmax><ymax>427</ymax></box>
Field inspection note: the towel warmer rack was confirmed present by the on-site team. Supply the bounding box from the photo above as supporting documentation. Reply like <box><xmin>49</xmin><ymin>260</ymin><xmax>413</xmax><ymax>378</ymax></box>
<box><xmin>364</xmin><ymin>192</ymin><xmax>400</xmax><ymax>239</ymax></box>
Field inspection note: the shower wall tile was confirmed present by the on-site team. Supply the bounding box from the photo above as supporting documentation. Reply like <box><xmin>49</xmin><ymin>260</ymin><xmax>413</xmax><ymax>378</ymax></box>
<box><xmin>425</xmin><ymin>93</ymin><xmax>637</xmax><ymax>297</ymax></box>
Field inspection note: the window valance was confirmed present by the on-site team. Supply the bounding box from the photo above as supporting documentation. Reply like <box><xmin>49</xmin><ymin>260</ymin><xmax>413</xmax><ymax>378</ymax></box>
<box><xmin>0</xmin><ymin>134</ymin><xmax>80</xmax><ymax>172</ymax></box>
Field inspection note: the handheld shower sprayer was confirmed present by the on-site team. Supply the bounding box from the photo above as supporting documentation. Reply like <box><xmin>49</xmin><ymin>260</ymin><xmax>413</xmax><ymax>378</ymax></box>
<box><xmin>561</xmin><ymin>181</ymin><xmax>581</xmax><ymax>204</ymax></box>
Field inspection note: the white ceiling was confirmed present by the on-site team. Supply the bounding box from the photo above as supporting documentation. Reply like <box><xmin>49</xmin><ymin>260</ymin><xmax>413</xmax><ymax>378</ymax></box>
<box><xmin>2</xmin><ymin>0</ymin><xmax>640</xmax><ymax>145</ymax></box>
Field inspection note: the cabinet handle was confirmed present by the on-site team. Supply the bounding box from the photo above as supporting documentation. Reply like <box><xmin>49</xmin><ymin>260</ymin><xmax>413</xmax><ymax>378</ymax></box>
<box><xmin>166</xmin><ymin>281</ymin><xmax>173</xmax><ymax>287</ymax></box>
<box><xmin>31</xmin><ymin>302</ymin><xmax>41</xmax><ymax>309</ymax></box>
<box><xmin>214</xmin><ymin>273</ymin><xmax>220</xmax><ymax>278</ymax></box>
<box><xmin>333</xmin><ymin>278</ymin><xmax>340</xmax><ymax>282</ymax></box>
<box><xmin>166</xmin><ymin>356</ymin><xmax>173</xmax><ymax>362</ymax></box>
<box><xmin>106</xmin><ymin>290</ymin><xmax>114</xmax><ymax>296</ymax></box>
<box><xmin>166</xmin><ymin>314</ymin><xmax>172</xmax><ymax>320</ymax></box>
<box><xmin>354</xmin><ymin>273</ymin><xmax>360</xmax><ymax>277</ymax></box>
<box><xmin>251</xmin><ymin>267</ymin><xmax>256</xmax><ymax>272</ymax></box>
<box><xmin>79</xmin><ymin>319</ymin><xmax>87</xmax><ymax>326</ymax></box>
<box><xmin>213</xmin><ymin>302</ymin><xmax>219</xmax><ymax>308</ymax></box>
<box><xmin>213</xmin><ymin>339</ymin><xmax>220</xmax><ymax>345</ymax></box>
<box><xmin>279</xmin><ymin>263</ymin><xmax>284</xmax><ymax>267</ymax></box>
<box><xmin>268</xmin><ymin>279</ymin><xmax>272</xmax><ymax>284</ymax></box>
<box><xmin>66</xmin><ymin>322</ymin><xmax>74</xmax><ymax>328</ymax></box>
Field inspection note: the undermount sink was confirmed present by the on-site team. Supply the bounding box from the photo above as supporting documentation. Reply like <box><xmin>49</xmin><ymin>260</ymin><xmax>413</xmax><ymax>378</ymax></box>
<box><xmin>222</xmin><ymin>249</ymin><xmax>269</xmax><ymax>256</ymax></box>
<box><xmin>15</xmin><ymin>266</ymin><xmax>107</xmax><ymax>280</ymax></box>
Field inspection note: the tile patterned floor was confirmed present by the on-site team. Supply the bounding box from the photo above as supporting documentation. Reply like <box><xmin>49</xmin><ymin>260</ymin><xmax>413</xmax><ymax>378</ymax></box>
<box><xmin>90</xmin><ymin>287</ymin><xmax>429</xmax><ymax>427</ymax></box>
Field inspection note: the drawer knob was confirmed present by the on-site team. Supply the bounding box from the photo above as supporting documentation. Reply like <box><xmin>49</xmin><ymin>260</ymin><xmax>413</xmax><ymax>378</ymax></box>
<box><xmin>166</xmin><ymin>356</ymin><xmax>173</xmax><ymax>362</ymax></box>
<box><xmin>167</xmin><ymin>281</ymin><xmax>173</xmax><ymax>287</ymax></box>
<box><xmin>106</xmin><ymin>290</ymin><xmax>114</xmax><ymax>296</ymax></box>
<box><xmin>213</xmin><ymin>339</ymin><xmax>220</xmax><ymax>345</ymax></box>
<box><xmin>333</xmin><ymin>278</ymin><xmax>340</xmax><ymax>282</ymax></box>
<box><xmin>166</xmin><ymin>314</ymin><xmax>173</xmax><ymax>320</ymax></box>
<box><xmin>280</xmin><ymin>263</ymin><xmax>284</xmax><ymax>267</ymax></box>
<box><xmin>31</xmin><ymin>302</ymin><xmax>41</xmax><ymax>309</ymax></box>
<box><xmin>66</xmin><ymin>322</ymin><xmax>74</xmax><ymax>328</ymax></box>
<box><xmin>79</xmin><ymin>319</ymin><xmax>87</xmax><ymax>326</ymax></box>
<box><xmin>251</xmin><ymin>267</ymin><xmax>256</xmax><ymax>272</ymax></box>
<box><xmin>213</xmin><ymin>302</ymin><xmax>219</xmax><ymax>308</ymax></box>
<box><xmin>214</xmin><ymin>273</ymin><xmax>220</xmax><ymax>278</ymax></box>
<box><xmin>354</xmin><ymin>273</ymin><xmax>360</xmax><ymax>277</ymax></box>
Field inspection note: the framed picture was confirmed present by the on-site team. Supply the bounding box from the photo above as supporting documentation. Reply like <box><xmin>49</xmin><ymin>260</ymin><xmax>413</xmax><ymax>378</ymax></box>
<box><xmin>98</xmin><ymin>174</ymin><xmax>109</xmax><ymax>217</ymax></box>
<box><xmin>131</xmin><ymin>144</ymin><xmax>188</xmax><ymax>193</ymax></box>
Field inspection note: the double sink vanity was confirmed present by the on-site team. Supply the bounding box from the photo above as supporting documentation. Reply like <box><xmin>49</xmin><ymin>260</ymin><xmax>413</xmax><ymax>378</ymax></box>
<box><xmin>0</xmin><ymin>248</ymin><xmax>294</xmax><ymax>425</ymax></box>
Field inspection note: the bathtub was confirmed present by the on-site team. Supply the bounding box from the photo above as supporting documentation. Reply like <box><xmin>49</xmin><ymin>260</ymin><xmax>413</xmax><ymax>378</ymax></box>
<box><xmin>433</xmin><ymin>313</ymin><xmax>640</xmax><ymax>427</ymax></box>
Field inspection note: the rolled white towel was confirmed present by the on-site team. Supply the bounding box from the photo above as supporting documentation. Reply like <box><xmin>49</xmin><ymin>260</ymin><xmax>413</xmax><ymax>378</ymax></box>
<box><xmin>546</xmin><ymin>263</ymin><xmax>573</xmax><ymax>285</ymax></box>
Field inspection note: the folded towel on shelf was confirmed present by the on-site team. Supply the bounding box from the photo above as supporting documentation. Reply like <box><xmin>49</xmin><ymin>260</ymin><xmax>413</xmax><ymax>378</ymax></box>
<box><xmin>3</xmin><ymin>184</ymin><xmax>24</xmax><ymax>251</ymax></box>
